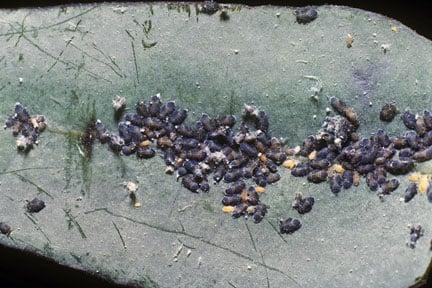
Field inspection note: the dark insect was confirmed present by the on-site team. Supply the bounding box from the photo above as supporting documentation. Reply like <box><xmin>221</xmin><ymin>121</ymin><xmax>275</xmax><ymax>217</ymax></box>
<box><xmin>148</xmin><ymin>95</ymin><xmax>162</xmax><ymax>116</ymax></box>
<box><xmin>159</xmin><ymin>101</ymin><xmax>176</xmax><ymax>119</ymax></box>
<box><xmin>366</xmin><ymin>172</ymin><xmax>379</xmax><ymax>191</ymax></box>
<box><xmin>329</xmin><ymin>174</ymin><xmax>343</xmax><ymax>194</ymax></box>
<box><xmin>292</xmin><ymin>194</ymin><xmax>314</xmax><ymax>214</ymax></box>
<box><xmin>294</xmin><ymin>6</ymin><xmax>318</xmax><ymax>24</ymax></box>
<box><xmin>0</xmin><ymin>222</ymin><xmax>11</xmax><ymax>236</ymax></box>
<box><xmin>224</xmin><ymin>169</ymin><xmax>242</xmax><ymax>183</ymax></box>
<box><xmin>342</xmin><ymin>170</ymin><xmax>353</xmax><ymax>189</ymax></box>
<box><xmin>301</xmin><ymin>135</ymin><xmax>317</xmax><ymax>156</ymax></box>
<box><xmin>169</xmin><ymin>109</ymin><xmax>188</xmax><ymax>125</ymax></box>
<box><xmin>108</xmin><ymin>134</ymin><xmax>124</xmax><ymax>152</ymax></box>
<box><xmin>428</xmin><ymin>182</ymin><xmax>432</xmax><ymax>203</ymax></box>
<box><xmin>157</xmin><ymin>136</ymin><xmax>173</xmax><ymax>148</ymax></box>
<box><xmin>254</xmin><ymin>176</ymin><xmax>267</xmax><ymax>187</ymax></box>
<box><xmin>143</xmin><ymin>117</ymin><xmax>164</xmax><ymax>130</ymax></box>
<box><xmin>401</xmin><ymin>111</ymin><xmax>417</xmax><ymax>130</ymax></box>
<box><xmin>307</xmin><ymin>170</ymin><xmax>328</xmax><ymax>183</ymax></box>
<box><xmin>206</xmin><ymin>140</ymin><xmax>222</xmax><ymax>152</ymax></box>
<box><xmin>15</xmin><ymin>102</ymin><xmax>30</xmax><ymax>122</ymax></box>
<box><xmin>379</xmin><ymin>103</ymin><xmax>397</xmax><ymax>122</ymax></box>
<box><xmin>120</xmin><ymin>122</ymin><xmax>143</xmax><ymax>143</ymax></box>
<box><xmin>199</xmin><ymin>114</ymin><xmax>215</xmax><ymax>131</ymax></box>
<box><xmin>253</xmin><ymin>204</ymin><xmax>268</xmax><ymax>224</ymax></box>
<box><xmin>225</xmin><ymin>180</ymin><xmax>246</xmax><ymax>195</ymax></box>
<box><xmin>310</xmin><ymin>159</ymin><xmax>331</xmax><ymax>170</ymax></box>
<box><xmin>266</xmin><ymin>151</ymin><xmax>287</xmax><ymax>164</ymax></box>
<box><xmin>404</xmin><ymin>131</ymin><xmax>422</xmax><ymax>151</ymax></box>
<box><xmin>266</xmin><ymin>159</ymin><xmax>278</xmax><ymax>173</ymax></box>
<box><xmin>218</xmin><ymin>115</ymin><xmax>236</xmax><ymax>127</ymax></box>
<box><xmin>220</xmin><ymin>10</ymin><xmax>230</xmax><ymax>21</ymax></box>
<box><xmin>222</xmin><ymin>194</ymin><xmax>241</xmax><ymax>206</ymax></box>
<box><xmin>163</xmin><ymin>149</ymin><xmax>176</xmax><ymax>166</ymax></box>
<box><xmin>423</xmin><ymin>130</ymin><xmax>432</xmax><ymax>146</ymax></box>
<box><xmin>413</xmin><ymin>147</ymin><xmax>432</xmax><ymax>162</ymax></box>
<box><xmin>192</xmin><ymin>167</ymin><xmax>205</xmax><ymax>182</ymax></box>
<box><xmin>408</xmin><ymin>224</ymin><xmax>423</xmax><ymax>249</ymax></box>
<box><xmin>291</xmin><ymin>163</ymin><xmax>311</xmax><ymax>177</ymax></box>
<box><xmin>398</xmin><ymin>148</ymin><xmax>414</xmax><ymax>159</ymax></box>
<box><xmin>187</xmin><ymin>149</ymin><xmax>207</xmax><ymax>161</ymax></box>
<box><xmin>404</xmin><ymin>183</ymin><xmax>418</xmax><ymax>203</ymax></box>
<box><xmin>329</xmin><ymin>96</ymin><xmax>359</xmax><ymax>127</ymax></box>
<box><xmin>124</xmin><ymin>113</ymin><xmax>144</xmax><ymax>126</ymax></box>
<box><xmin>95</xmin><ymin>120</ymin><xmax>110</xmax><ymax>143</ymax></box>
<box><xmin>392</xmin><ymin>136</ymin><xmax>407</xmax><ymax>149</ymax></box>
<box><xmin>136</xmin><ymin>147</ymin><xmax>156</xmax><ymax>158</ymax></box>
<box><xmin>240</xmin><ymin>143</ymin><xmax>258</xmax><ymax>158</ymax></box>
<box><xmin>4</xmin><ymin>115</ymin><xmax>18</xmax><ymax>130</ymax></box>
<box><xmin>232</xmin><ymin>203</ymin><xmax>247</xmax><ymax>218</ymax></box>
<box><xmin>200</xmin><ymin>0</ymin><xmax>219</xmax><ymax>15</ymax></box>
<box><xmin>181</xmin><ymin>175</ymin><xmax>199</xmax><ymax>193</ymax></box>
<box><xmin>200</xmin><ymin>181</ymin><xmax>210</xmax><ymax>192</ymax></box>
<box><xmin>381</xmin><ymin>178</ymin><xmax>400</xmax><ymax>195</ymax></box>
<box><xmin>423</xmin><ymin>110</ymin><xmax>432</xmax><ymax>130</ymax></box>
<box><xmin>374</xmin><ymin>167</ymin><xmax>387</xmax><ymax>185</ymax></box>
<box><xmin>177</xmin><ymin>167</ymin><xmax>188</xmax><ymax>178</ymax></box>
<box><xmin>385</xmin><ymin>159</ymin><xmax>414</xmax><ymax>175</ymax></box>
<box><xmin>176</xmin><ymin>124</ymin><xmax>195</xmax><ymax>138</ymax></box>
<box><xmin>279</xmin><ymin>217</ymin><xmax>302</xmax><ymax>234</ymax></box>
<box><xmin>181</xmin><ymin>138</ymin><xmax>200</xmax><ymax>150</ymax></box>
<box><xmin>121</xmin><ymin>143</ymin><xmax>136</xmax><ymax>156</ymax></box>
<box><xmin>257</xmin><ymin>111</ymin><xmax>269</xmax><ymax>132</ymax></box>
<box><xmin>245</xmin><ymin>187</ymin><xmax>260</xmax><ymax>205</ymax></box>
<box><xmin>26</xmin><ymin>197</ymin><xmax>46</xmax><ymax>213</ymax></box>
<box><xmin>213</xmin><ymin>165</ymin><xmax>226</xmax><ymax>183</ymax></box>
<box><xmin>241</xmin><ymin>166</ymin><xmax>254</xmax><ymax>179</ymax></box>
<box><xmin>229</xmin><ymin>155</ymin><xmax>248</xmax><ymax>170</ymax></box>
<box><xmin>267</xmin><ymin>172</ymin><xmax>281</xmax><ymax>184</ymax></box>
<box><xmin>415</xmin><ymin>117</ymin><xmax>427</xmax><ymax>136</ymax></box>
<box><xmin>136</xmin><ymin>101</ymin><xmax>149</xmax><ymax>116</ymax></box>
<box><xmin>373</xmin><ymin>129</ymin><xmax>391</xmax><ymax>147</ymax></box>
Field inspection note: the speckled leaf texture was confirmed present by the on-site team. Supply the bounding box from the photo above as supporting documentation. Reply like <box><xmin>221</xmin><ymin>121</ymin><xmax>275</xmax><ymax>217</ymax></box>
<box><xmin>0</xmin><ymin>3</ymin><xmax>431</xmax><ymax>288</ymax></box>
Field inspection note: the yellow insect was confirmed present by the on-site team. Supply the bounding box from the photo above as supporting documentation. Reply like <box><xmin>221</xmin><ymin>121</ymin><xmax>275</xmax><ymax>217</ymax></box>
<box><xmin>255</xmin><ymin>186</ymin><xmax>266</xmax><ymax>193</ymax></box>
<box><xmin>139</xmin><ymin>140</ymin><xmax>152</xmax><ymax>147</ymax></box>
<box><xmin>408</xmin><ymin>172</ymin><xmax>430</xmax><ymax>194</ymax></box>
<box><xmin>328</xmin><ymin>164</ymin><xmax>345</xmax><ymax>175</ymax></box>
<box><xmin>282</xmin><ymin>159</ymin><xmax>298</xmax><ymax>169</ymax></box>
<box><xmin>419</xmin><ymin>175</ymin><xmax>429</xmax><ymax>194</ymax></box>
<box><xmin>308</xmin><ymin>150</ymin><xmax>317</xmax><ymax>160</ymax></box>
<box><xmin>222</xmin><ymin>206</ymin><xmax>235</xmax><ymax>213</ymax></box>
<box><xmin>408</xmin><ymin>172</ymin><xmax>422</xmax><ymax>183</ymax></box>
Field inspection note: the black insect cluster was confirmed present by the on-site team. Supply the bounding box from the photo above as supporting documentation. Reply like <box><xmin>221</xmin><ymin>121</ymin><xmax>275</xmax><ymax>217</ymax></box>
<box><xmin>288</xmin><ymin>96</ymin><xmax>432</xmax><ymax>204</ymax></box>
<box><xmin>408</xmin><ymin>224</ymin><xmax>424</xmax><ymax>249</ymax></box>
<box><xmin>91</xmin><ymin>95</ymin><xmax>288</xmax><ymax>224</ymax></box>
<box><xmin>4</xmin><ymin>103</ymin><xmax>46</xmax><ymax>152</ymax></box>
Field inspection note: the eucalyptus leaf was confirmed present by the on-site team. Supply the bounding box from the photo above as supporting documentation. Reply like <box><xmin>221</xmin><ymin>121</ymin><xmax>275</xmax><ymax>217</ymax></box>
<box><xmin>0</xmin><ymin>3</ymin><xmax>431</xmax><ymax>288</ymax></box>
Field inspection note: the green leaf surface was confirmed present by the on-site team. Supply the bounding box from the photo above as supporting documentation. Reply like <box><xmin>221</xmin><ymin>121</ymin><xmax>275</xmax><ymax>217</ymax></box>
<box><xmin>0</xmin><ymin>3</ymin><xmax>431</xmax><ymax>287</ymax></box>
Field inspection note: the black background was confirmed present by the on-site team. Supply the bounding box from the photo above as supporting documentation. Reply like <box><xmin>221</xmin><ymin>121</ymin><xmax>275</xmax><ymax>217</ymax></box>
<box><xmin>0</xmin><ymin>1</ymin><xmax>431</xmax><ymax>287</ymax></box>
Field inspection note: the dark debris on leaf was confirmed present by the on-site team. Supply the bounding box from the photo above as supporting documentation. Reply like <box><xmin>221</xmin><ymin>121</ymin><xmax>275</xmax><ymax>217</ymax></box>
<box><xmin>26</xmin><ymin>197</ymin><xmax>46</xmax><ymax>213</ymax></box>
<box><xmin>280</xmin><ymin>217</ymin><xmax>302</xmax><ymax>234</ymax></box>
<box><xmin>0</xmin><ymin>222</ymin><xmax>11</xmax><ymax>236</ymax></box>
<box><xmin>294</xmin><ymin>6</ymin><xmax>318</xmax><ymax>24</ymax></box>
